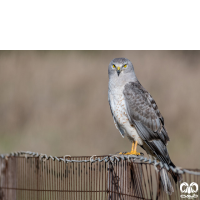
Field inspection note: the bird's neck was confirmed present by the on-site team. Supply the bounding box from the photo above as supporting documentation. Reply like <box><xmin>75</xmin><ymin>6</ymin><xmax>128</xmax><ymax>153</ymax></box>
<box><xmin>109</xmin><ymin>73</ymin><xmax>138</xmax><ymax>90</ymax></box>
<box><xmin>109</xmin><ymin>75</ymin><xmax>138</xmax><ymax>97</ymax></box>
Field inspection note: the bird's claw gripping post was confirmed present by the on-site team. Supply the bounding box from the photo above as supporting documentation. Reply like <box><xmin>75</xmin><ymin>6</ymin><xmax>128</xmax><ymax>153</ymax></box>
<box><xmin>119</xmin><ymin>141</ymin><xmax>140</xmax><ymax>155</ymax></box>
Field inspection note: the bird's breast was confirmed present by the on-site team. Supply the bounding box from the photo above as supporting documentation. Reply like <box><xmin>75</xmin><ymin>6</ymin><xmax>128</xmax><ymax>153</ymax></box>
<box><xmin>110</xmin><ymin>91</ymin><xmax>143</xmax><ymax>145</ymax></box>
<box><xmin>112</xmin><ymin>94</ymin><xmax>128</xmax><ymax>125</ymax></box>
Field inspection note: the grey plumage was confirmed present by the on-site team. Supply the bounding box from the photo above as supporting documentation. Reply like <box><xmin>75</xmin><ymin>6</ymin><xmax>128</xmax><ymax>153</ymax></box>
<box><xmin>108</xmin><ymin>58</ymin><xmax>181</xmax><ymax>195</ymax></box>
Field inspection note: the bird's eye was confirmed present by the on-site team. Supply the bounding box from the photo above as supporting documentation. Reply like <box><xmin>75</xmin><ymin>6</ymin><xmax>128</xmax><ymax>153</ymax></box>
<box><xmin>112</xmin><ymin>65</ymin><xmax>116</xmax><ymax>68</ymax></box>
<box><xmin>123</xmin><ymin>65</ymin><xmax>127</xmax><ymax>68</ymax></box>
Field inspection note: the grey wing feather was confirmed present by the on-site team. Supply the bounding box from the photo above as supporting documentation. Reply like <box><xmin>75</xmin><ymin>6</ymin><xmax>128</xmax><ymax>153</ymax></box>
<box><xmin>123</xmin><ymin>81</ymin><xmax>171</xmax><ymax>164</ymax></box>
<box><xmin>108</xmin><ymin>94</ymin><xmax>125</xmax><ymax>137</ymax></box>
<box><xmin>123</xmin><ymin>81</ymin><xmax>169</xmax><ymax>144</ymax></box>
<box><xmin>133</xmin><ymin>120</ymin><xmax>171</xmax><ymax>163</ymax></box>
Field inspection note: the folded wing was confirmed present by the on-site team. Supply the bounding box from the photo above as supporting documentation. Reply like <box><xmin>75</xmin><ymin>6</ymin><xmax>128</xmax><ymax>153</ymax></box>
<box><xmin>123</xmin><ymin>81</ymin><xmax>171</xmax><ymax>164</ymax></box>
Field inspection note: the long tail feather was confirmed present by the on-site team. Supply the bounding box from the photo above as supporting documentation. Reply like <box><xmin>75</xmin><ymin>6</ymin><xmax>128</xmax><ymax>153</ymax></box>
<box><xmin>160</xmin><ymin>168</ymin><xmax>174</xmax><ymax>195</ymax></box>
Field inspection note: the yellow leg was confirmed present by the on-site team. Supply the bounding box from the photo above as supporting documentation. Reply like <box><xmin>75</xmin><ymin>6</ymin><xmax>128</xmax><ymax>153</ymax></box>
<box><xmin>119</xmin><ymin>141</ymin><xmax>140</xmax><ymax>155</ymax></box>
<box><xmin>131</xmin><ymin>142</ymin><xmax>135</xmax><ymax>151</ymax></box>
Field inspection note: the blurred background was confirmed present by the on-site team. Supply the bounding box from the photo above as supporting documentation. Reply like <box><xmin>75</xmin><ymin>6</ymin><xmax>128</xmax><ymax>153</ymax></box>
<box><xmin>0</xmin><ymin>51</ymin><xmax>200</xmax><ymax>169</ymax></box>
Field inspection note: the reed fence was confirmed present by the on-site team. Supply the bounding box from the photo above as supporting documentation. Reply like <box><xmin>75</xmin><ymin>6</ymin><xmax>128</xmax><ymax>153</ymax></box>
<box><xmin>0</xmin><ymin>151</ymin><xmax>200</xmax><ymax>200</ymax></box>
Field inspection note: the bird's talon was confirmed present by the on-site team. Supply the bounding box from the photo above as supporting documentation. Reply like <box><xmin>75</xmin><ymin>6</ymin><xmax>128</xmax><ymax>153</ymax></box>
<box><xmin>124</xmin><ymin>151</ymin><xmax>140</xmax><ymax>155</ymax></box>
<box><xmin>119</xmin><ymin>152</ymin><xmax>126</xmax><ymax>155</ymax></box>
<box><xmin>119</xmin><ymin>151</ymin><xmax>140</xmax><ymax>155</ymax></box>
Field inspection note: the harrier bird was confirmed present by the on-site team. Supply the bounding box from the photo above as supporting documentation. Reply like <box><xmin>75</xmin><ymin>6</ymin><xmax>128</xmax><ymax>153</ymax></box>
<box><xmin>108</xmin><ymin>58</ymin><xmax>181</xmax><ymax>195</ymax></box>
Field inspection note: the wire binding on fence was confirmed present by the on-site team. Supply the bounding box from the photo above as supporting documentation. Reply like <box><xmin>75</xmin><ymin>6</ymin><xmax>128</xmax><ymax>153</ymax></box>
<box><xmin>1</xmin><ymin>151</ymin><xmax>200</xmax><ymax>176</ymax></box>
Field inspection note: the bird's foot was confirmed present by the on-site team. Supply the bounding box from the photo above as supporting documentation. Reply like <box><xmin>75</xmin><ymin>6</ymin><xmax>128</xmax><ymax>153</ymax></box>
<box><xmin>119</xmin><ymin>150</ymin><xmax>140</xmax><ymax>156</ymax></box>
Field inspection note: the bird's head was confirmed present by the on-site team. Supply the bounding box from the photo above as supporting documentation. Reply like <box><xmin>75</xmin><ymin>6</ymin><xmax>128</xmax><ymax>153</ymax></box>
<box><xmin>108</xmin><ymin>58</ymin><xmax>137</xmax><ymax>83</ymax></box>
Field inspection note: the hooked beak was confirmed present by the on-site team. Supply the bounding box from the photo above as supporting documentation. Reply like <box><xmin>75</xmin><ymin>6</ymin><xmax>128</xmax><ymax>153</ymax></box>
<box><xmin>117</xmin><ymin>67</ymin><xmax>121</xmax><ymax>76</ymax></box>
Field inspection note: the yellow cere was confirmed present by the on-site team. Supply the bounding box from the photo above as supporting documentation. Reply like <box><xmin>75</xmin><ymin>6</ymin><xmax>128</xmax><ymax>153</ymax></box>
<box><xmin>124</xmin><ymin>65</ymin><xmax>127</xmax><ymax>68</ymax></box>
<box><xmin>117</xmin><ymin>67</ymin><xmax>120</xmax><ymax>71</ymax></box>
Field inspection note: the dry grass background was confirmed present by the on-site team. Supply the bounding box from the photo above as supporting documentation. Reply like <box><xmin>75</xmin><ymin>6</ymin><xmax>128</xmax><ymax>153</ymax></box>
<box><xmin>0</xmin><ymin>51</ymin><xmax>200</xmax><ymax>169</ymax></box>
